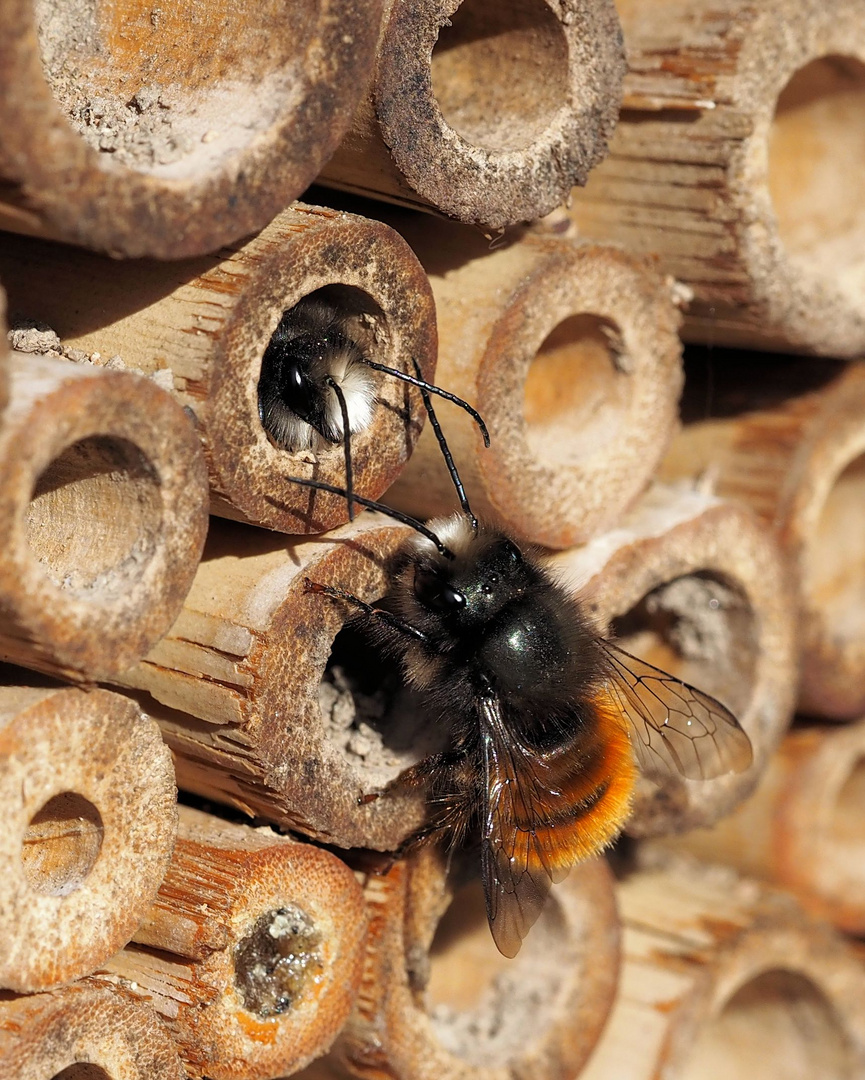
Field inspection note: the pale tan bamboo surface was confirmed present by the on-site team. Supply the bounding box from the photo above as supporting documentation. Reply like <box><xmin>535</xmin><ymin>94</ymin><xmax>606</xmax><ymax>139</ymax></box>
<box><xmin>566</xmin><ymin>0</ymin><xmax>865</xmax><ymax>357</ymax></box>
<box><xmin>96</xmin><ymin>805</ymin><xmax>367</xmax><ymax>1080</ymax></box>
<box><xmin>548</xmin><ymin>484</ymin><xmax>797</xmax><ymax>835</ymax></box>
<box><xmin>0</xmin><ymin>350</ymin><xmax>208</xmax><ymax>681</ymax></box>
<box><xmin>0</xmin><ymin>204</ymin><xmax>437</xmax><ymax>535</ymax></box>
<box><xmin>659</xmin><ymin>355</ymin><xmax>865</xmax><ymax>720</ymax></box>
<box><xmin>323</xmin><ymin>848</ymin><xmax>619</xmax><ymax>1080</ymax></box>
<box><xmin>655</xmin><ymin>720</ymin><xmax>865</xmax><ymax>935</ymax></box>
<box><xmin>0</xmin><ymin>681</ymin><xmax>177</xmax><ymax>992</ymax></box>
<box><xmin>580</xmin><ymin>857</ymin><xmax>865</xmax><ymax>1080</ymax></box>
<box><xmin>115</xmin><ymin>515</ymin><xmax>434</xmax><ymax>851</ymax></box>
<box><xmin>385</xmin><ymin>218</ymin><xmax>684</xmax><ymax>549</ymax></box>
<box><xmin>319</xmin><ymin>0</ymin><xmax>625</xmax><ymax>230</ymax></box>
<box><xmin>0</xmin><ymin>981</ymin><xmax>186</xmax><ymax>1080</ymax></box>
<box><xmin>0</xmin><ymin>0</ymin><xmax>383</xmax><ymax>258</ymax></box>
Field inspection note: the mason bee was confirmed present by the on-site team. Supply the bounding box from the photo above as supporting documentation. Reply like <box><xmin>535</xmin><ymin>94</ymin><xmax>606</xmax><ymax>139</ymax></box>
<box><xmin>290</xmin><ymin>373</ymin><xmax>752</xmax><ymax>958</ymax></box>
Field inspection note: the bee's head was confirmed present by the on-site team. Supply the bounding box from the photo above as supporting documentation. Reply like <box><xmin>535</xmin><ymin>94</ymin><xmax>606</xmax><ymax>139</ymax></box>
<box><xmin>411</xmin><ymin>517</ymin><xmax>531</xmax><ymax>628</ymax></box>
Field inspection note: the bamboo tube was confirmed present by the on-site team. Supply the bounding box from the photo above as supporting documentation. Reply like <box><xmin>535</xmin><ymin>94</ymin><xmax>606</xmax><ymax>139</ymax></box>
<box><xmin>566</xmin><ymin>0</ymin><xmax>865</xmax><ymax>357</ymax></box>
<box><xmin>95</xmin><ymin>805</ymin><xmax>366</xmax><ymax>1080</ymax></box>
<box><xmin>659</xmin><ymin>355</ymin><xmax>865</xmax><ymax>720</ymax></box>
<box><xmin>115</xmin><ymin>515</ymin><xmax>432</xmax><ymax>851</ymax></box>
<box><xmin>0</xmin><ymin>681</ymin><xmax>177</xmax><ymax>993</ymax></box>
<box><xmin>0</xmin><ymin>981</ymin><xmax>186</xmax><ymax>1080</ymax></box>
<box><xmin>0</xmin><ymin>350</ymin><xmax>208</xmax><ymax>681</ymax></box>
<box><xmin>386</xmin><ymin>222</ymin><xmax>684</xmax><ymax>549</ymax></box>
<box><xmin>318</xmin><ymin>0</ymin><xmax>626</xmax><ymax>229</ymax></box>
<box><xmin>0</xmin><ymin>0</ymin><xmax>383</xmax><ymax>258</ymax></box>
<box><xmin>328</xmin><ymin>848</ymin><xmax>619</xmax><ymax>1080</ymax></box>
<box><xmin>548</xmin><ymin>484</ymin><xmax>797</xmax><ymax>835</ymax></box>
<box><xmin>0</xmin><ymin>204</ymin><xmax>436</xmax><ymax>535</ymax></box>
<box><xmin>656</xmin><ymin>720</ymin><xmax>865</xmax><ymax>935</ymax></box>
<box><xmin>580</xmin><ymin>859</ymin><xmax>865</xmax><ymax>1080</ymax></box>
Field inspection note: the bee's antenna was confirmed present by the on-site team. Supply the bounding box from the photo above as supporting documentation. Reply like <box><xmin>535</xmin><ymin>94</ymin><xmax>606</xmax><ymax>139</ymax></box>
<box><xmin>326</xmin><ymin>376</ymin><xmax>355</xmax><ymax>522</ymax></box>
<box><xmin>360</xmin><ymin>358</ymin><xmax>490</xmax><ymax>448</ymax></box>
<box><xmin>285</xmin><ymin>476</ymin><xmax>455</xmax><ymax>559</ymax></box>
<box><xmin>408</xmin><ymin>357</ymin><xmax>480</xmax><ymax>534</ymax></box>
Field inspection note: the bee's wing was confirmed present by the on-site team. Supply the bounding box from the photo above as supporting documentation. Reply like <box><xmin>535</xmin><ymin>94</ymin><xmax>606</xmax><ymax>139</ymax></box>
<box><xmin>477</xmin><ymin>696</ymin><xmax>573</xmax><ymax>959</ymax></box>
<box><xmin>597</xmin><ymin>639</ymin><xmax>753</xmax><ymax>782</ymax></box>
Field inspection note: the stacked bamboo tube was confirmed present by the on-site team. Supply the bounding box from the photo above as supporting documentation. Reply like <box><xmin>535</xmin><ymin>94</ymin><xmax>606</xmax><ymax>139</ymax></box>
<box><xmin>2</xmin><ymin>0</ymin><xmax>865</xmax><ymax>1076</ymax></box>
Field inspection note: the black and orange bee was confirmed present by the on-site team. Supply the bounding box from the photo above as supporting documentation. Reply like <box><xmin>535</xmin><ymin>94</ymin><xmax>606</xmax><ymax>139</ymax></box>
<box><xmin>291</xmin><ymin>368</ymin><xmax>753</xmax><ymax>958</ymax></box>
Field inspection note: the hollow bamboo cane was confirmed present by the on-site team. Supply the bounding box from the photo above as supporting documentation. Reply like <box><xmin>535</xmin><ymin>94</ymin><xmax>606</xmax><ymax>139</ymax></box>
<box><xmin>327</xmin><ymin>847</ymin><xmax>619</xmax><ymax>1080</ymax></box>
<box><xmin>318</xmin><ymin>0</ymin><xmax>625</xmax><ymax>229</ymax></box>
<box><xmin>0</xmin><ymin>981</ymin><xmax>186</xmax><ymax>1080</ymax></box>
<box><xmin>96</xmin><ymin>805</ymin><xmax>367</xmax><ymax>1080</ymax></box>
<box><xmin>580</xmin><ymin>858</ymin><xmax>865</xmax><ymax>1080</ymax></box>
<box><xmin>115</xmin><ymin>515</ymin><xmax>428</xmax><ymax>851</ymax></box>
<box><xmin>0</xmin><ymin>204</ymin><xmax>436</xmax><ymax>535</ymax></box>
<box><xmin>0</xmin><ymin>681</ymin><xmax>177</xmax><ymax>992</ymax></box>
<box><xmin>566</xmin><ymin>0</ymin><xmax>865</xmax><ymax>357</ymax></box>
<box><xmin>659</xmin><ymin>355</ymin><xmax>865</xmax><ymax>720</ymax></box>
<box><xmin>656</xmin><ymin>719</ymin><xmax>865</xmax><ymax>935</ymax></box>
<box><xmin>548</xmin><ymin>485</ymin><xmax>797</xmax><ymax>835</ymax></box>
<box><xmin>0</xmin><ymin>351</ymin><xmax>208</xmax><ymax>681</ymax></box>
<box><xmin>0</xmin><ymin>0</ymin><xmax>383</xmax><ymax>258</ymax></box>
<box><xmin>386</xmin><ymin>221</ymin><xmax>684</xmax><ymax>549</ymax></box>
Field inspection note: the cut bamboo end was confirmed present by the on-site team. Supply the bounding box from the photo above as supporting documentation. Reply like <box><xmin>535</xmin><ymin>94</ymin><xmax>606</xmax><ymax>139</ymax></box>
<box><xmin>387</xmin><ymin>227</ymin><xmax>683</xmax><ymax>549</ymax></box>
<box><xmin>332</xmin><ymin>849</ymin><xmax>619</xmax><ymax>1080</ymax></box>
<box><xmin>96</xmin><ymin>805</ymin><xmax>367</xmax><ymax>1080</ymax></box>
<box><xmin>319</xmin><ymin>0</ymin><xmax>625</xmax><ymax>228</ymax></box>
<box><xmin>116</xmin><ymin>515</ymin><xmax>431</xmax><ymax>851</ymax></box>
<box><xmin>0</xmin><ymin>352</ymin><xmax>208</xmax><ymax>680</ymax></box>
<box><xmin>0</xmin><ymin>981</ymin><xmax>186</xmax><ymax>1080</ymax></box>
<box><xmin>0</xmin><ymin>683</ymin><xmax>177</xmax><ymax>992</ymax></box>
<box><xmin>0</xmin><ymin>0</ymin><xmax>383</xmax><ymax>257</ymax></box>
<box><xmin>660</xmin><ymin>356</ymin><xmax>865</xmax><ymax>720</ymax></box>
<box><xmin>548</xmin><ymin>485</ymin><xmax>797</xmax><ymax>834</ymax></box>
<box><xmin>656</xmin><ymin>720</ymin><xmax>865</xmax><ymax>935</ymax></box>
<box><xmin>581</xmin><ymin>860</ymin><xmax>865</xmax><ymax>1080</ymax></box>
<box><xmin>0</xmin><ymin>204</ymin><xmax>437</xmax><ymax>535</ymax></box>
<box><xmin>567</xmin><ymin>0</ymin><xmax>865</xmax><ymax>357</ymax></box>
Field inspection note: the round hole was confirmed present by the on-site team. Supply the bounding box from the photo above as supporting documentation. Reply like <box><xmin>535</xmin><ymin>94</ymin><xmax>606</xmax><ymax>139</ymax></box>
<box><xmin>234</xmin><ymin>906</ymin><xmax>323</xmax><ymax>1017</ymax></box>
<box><xmin>610</xmin><ymin>572</ymin><xmax>756</xmax><ymax>718</ymax></box>
<box><xmin>768</xmin><ymin>56</ymin><xmax>865</xmax><ymax>303</ymax></box>
<box><xmin>426</xmin><ymin>877</ymin><xmax>569</xmax><ymax>1067</ymax></box>
<box><xmin>26</xmin><ymin>435</ymin><xmax>161</xmax><ymax>596</ymax></box>
<box><xmin>52</xmin><ymin>1067</ymin><xmax>112</xmax><ymax>1080</ymax></box>
<box><xmin>33</xmin><ymin>0</ymin><xmax>318</xmax><ymax>178</ymax></box>
<box><xmin>258</xmin><ymin>287</ymin><xmax>386</xmax><ymax>453</ymax></box>
<box><xmin>431</xmin><ymin>0</ymin><xmax>569</xmax><ymax>151</ymax></box>
<box><xmin>22</xmin><ymin>792</ymin><xmax>104</xmax><ymax>896</ymax></box>
<box><xmin>318</xmin><ymin>624</ymin><xmax>446</xmax><ymax>790</ymax></box>
<box><xmin>681</xmin><ymin>969</ymin><xmax>852</xmax><ymax>1080</ymax></box>
<box><xmin>523</xmin><ymin>314</ymin><xmax>629</xmax><ymax>466</ymax></box>
<box><xmin>801</xmin><ymin>452</ymin><xmax>865</xmax><ymax>643</ymax></box>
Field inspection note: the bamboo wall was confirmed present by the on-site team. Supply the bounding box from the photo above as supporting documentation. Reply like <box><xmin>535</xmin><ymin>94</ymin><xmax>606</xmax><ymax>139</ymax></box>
<box><xmin>1</xmin><ymin>1</ymin><xmax>865</xmax><ymax>1077</ymax></box>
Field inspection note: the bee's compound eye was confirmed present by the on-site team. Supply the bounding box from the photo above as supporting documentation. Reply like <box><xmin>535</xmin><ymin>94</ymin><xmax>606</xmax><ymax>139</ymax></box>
<box><xmin>501</xmin><ymin>539</ymin><xmax>522</xmax><ymax>564</ymax></box>
<box><xmin>414</xmin><ymin>570</ymin><xmax>465</xmax><ymax>612</ymax></box>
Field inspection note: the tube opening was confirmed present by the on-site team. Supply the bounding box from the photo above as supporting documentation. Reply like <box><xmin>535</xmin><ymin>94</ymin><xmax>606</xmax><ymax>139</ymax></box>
<box><xmin>319</xmin><ymin>623</ymin><xmax>447</xmax><ymax>790</ymax></box>
<box><xmin>426</xmin><ymin>876</ymin><xmax>570</xmax><ymax>1067</ymax></box>
<box><xmin>22</xmin><ymin>791</ymin><xmax>104</xmax><ymax>896</ymax></box>
<box><xmin>234</xmin><ymin>905</ymin><xmax>324</xmax><ymax>1017</ymax></box>
<box><xmin>768</xmin><ymin>56</ymin><xmax>865</xmax><ymax>302</ymax></box>
<box><xmin>802</xmin><ymin>451</ymin><xmax>865</xmax><ymax>647</ymax></box>
<box><xmin>681</xmin><ymin>969</ymin><xmax>852</xmax><ymax>1080</ymax></box>
<box><xmin>52</xmin><ymin>1067</ymin><xmax>112</xmax><ymax>1080</ymax></box>
<box><xmin>610</xmin><ymin>572</ymin><xmax>756</xmax><ymax>718</ymax></box>
<box><xmin>431</xmin><ymin>0</ymin><xmax>569</xmax><ymax>151</ymax></box>
<box><xmin>524</xmin><ymin>313</ymin><xmax>629</xmax><ymax>466</ymax></box>
<box><xmin>258</xmin><ymin>287</ymin><xmax>388</xmax><ymax>454</ymax></box>
<box><xmin>27</xmin><ymin>435</ymin><xmax>161</xmax><ymax>597</ymax></box>
<box><xmin>33</xmin><ymin>0</ymin><xmax>316</xmax><ymax>179</ymax></box>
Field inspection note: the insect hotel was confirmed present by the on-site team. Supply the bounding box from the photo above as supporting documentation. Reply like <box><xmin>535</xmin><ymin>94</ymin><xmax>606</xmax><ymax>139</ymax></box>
<box><xmin>1</xmin><ymin>1</ymin><xmax>865</xmax><ymax>1078</ymax></box>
